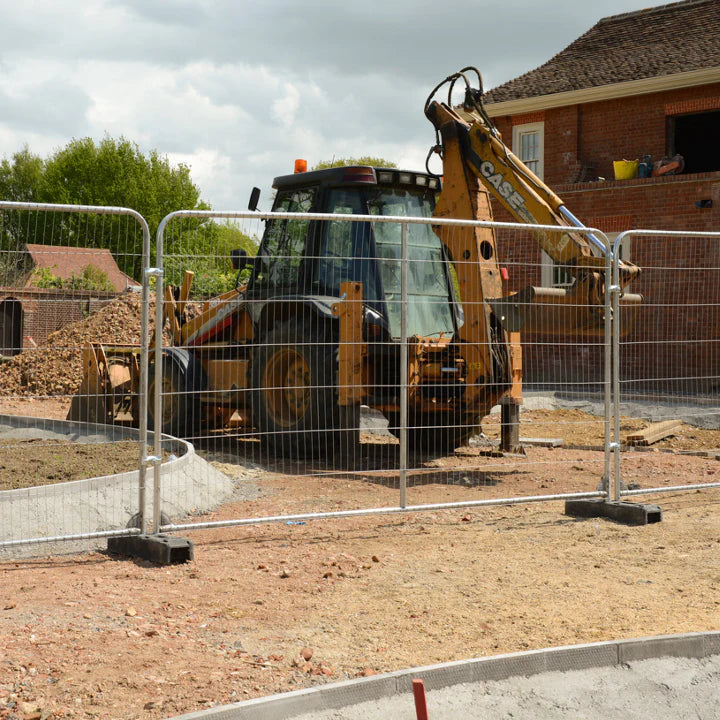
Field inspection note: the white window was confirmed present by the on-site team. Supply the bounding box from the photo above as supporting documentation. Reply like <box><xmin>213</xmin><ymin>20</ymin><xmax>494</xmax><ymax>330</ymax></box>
<box><xmin>512</xmin><ymin>122</ymin><xmax>544</xmax><ymax>179</ymax></box>
<box><xmin>540</xmin><ymin>249</ymin><xmax>573</xmax><ymax>288</ymax></box>
<box><xmin>540</xmin><ymin>231</ymin><xmax>631</xmax><ymax>288</ymax></box>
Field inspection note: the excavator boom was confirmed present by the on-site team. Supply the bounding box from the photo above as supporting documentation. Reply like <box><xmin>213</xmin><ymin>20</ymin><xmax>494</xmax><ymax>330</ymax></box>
<box><xmin>425</xmin><ymin>67</ymin><xmax>640</xmax><ymax>334</ymax></box>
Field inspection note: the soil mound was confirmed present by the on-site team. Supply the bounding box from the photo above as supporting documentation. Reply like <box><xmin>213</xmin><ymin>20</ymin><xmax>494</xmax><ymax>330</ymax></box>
<box><xmin>0</xmin><ymin>293</ymin><xmax>161</xmax><ymax>398</ymax></box>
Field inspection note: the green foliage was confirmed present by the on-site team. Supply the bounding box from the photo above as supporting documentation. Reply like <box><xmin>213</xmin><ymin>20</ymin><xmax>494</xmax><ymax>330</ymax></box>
<box><xmin>67</xmin><ymin>265</ymin><xmax>117</xmax><ymax>292</ymax></box>
<box><xmin>31</xmin><ymin>266</ymin><xmax>64</xmax><ymax>289</ymax></box>
<box><xmin>312</xmin><ymin>157</ymin><xmax>398</xmax><ymax>170</ymax></box>
<box><xmin>0</xmin><ymin>136</ymin><xmax>208</xmax><ymax>282</ymax></box>
<box><xmin>0</xmin><ymin>252</ymin><xmax>32</xmax><ymax>287</ymax></box>
<box><xmin>1</xmin><ymin>137</ymin><xmax>264</xmax><ymax>298</ymax></box>
<box><xmin>0</xmin><ymin>148</ymin><xmax>46</xmax><ymax>264</ymax></box>
<box><xmin>39</xmin><ymin>136</ymin><xmax>208</xmax><ymax>228</ymax></box>
<box><xmin>31</xmin><ymin>264</ymin><xmax>116</xmax><ymax>292</ymax></box>
<box><xmin>163</xmin><ymin>220</ymin><xmax>260</xmax><ymax>298</ymax></box>
<box><xmin>212</xmin><ymin>220</ymin><xmax>259</xmax><ymax>257</ymax></box>
<box><xmin>0</xmin><ymin>146</ymin><xmax>44</xmax><ymax>202</ymax></box>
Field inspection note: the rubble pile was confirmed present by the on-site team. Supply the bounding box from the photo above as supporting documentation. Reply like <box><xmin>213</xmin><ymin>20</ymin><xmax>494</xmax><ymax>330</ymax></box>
<box><xmin>0</xmin><ymin>293</ymin><xmax>165</xmax><ymax>398</ymax></box>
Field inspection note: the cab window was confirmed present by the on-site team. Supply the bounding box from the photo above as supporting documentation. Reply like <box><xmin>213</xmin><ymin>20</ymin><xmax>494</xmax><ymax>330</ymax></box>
<box><xmin>255</xmin><ymin>188</ymin><xmax>315</xmax><ymax>290</ymax></box>
<box><xmin>312</xmin><ymin>190</ymin><xmax>378</xmax><ymax>302</ymax></box>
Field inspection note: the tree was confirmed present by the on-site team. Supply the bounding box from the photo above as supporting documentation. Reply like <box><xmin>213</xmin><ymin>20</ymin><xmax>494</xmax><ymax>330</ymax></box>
<box><xmin>0</xmin><ymin>146</ymin><xmax>44</xmax><ymax>203</ymax></box>
<box><xmin>39</xmin><ymin>136</ymin><xmax>207</xmax><ymax>229</ymax></box>
<box><xmin>0</xmin><ymin>136</ymin><xmax>258</xmax><ymax>294</ymax></box>
<box><xmin>0</xmin><ymin>147</ymin><xmax>46</xmax><ymax>284</ymax></box>
<box><xmin>163</xmin><ymin>220</ymin><xmax>260</xmax><ymax>298</ymax></box>
<box><xmin>0</xmin><ymin>137</ymin><xmax>210</xmax><ymax>282</ymax></box>
<box><xmin>312</xmin><ymin>157</ymin><xmax>398</xmax><ymax>170</ymax></box>
<box><xmin>39</xmin><ymin>137</ymin><xmax>212</xmax><ymax>279</ymax></box>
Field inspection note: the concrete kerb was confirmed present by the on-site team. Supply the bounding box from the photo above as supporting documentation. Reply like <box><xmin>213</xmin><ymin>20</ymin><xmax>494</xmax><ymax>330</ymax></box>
<box><xmin>169</xmin><ymin>632</ymin><xmax>720</xmax><ymax>720</ymax></box>
<box><xmin>0</xmin><ymin>415</ymin><xmax>239</xmax><ymax>554</ymax></box>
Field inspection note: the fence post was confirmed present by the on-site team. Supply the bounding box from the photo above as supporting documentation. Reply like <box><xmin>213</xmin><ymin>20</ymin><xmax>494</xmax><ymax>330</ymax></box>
<box><xmin>152</xmin><ymin>217</ymin><xmax>169</xmax><ymax>535</ymax></box>
<box><xmin>612</xmin><ymin>232</ymin><xmax>627</xmax><ymax>502</ymax></box>
<box><xmin>603</xmin><ymin>231</ymin><xmax>614</xmax><ymax>501</ymax></box>
<box><xmin>136</xmin><ymin>223</ymin><xmax>152</xmax><ymax>534</ymax></box>
<box><xmin>399</xmin><ymin>222</ymin><xmax>409</xmax><ymax>509</ymax></box>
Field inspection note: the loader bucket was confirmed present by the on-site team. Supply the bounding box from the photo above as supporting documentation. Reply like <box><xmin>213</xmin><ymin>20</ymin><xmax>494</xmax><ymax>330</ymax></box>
<box><xmin>67</xmin><ymin>386</ymin><xmax>114</xmax><ymax>425</ymax></box>
<box><xmin>66</xmin><ymin>344</ymin><xmax>115</xmax><ymax>425</ymax></box>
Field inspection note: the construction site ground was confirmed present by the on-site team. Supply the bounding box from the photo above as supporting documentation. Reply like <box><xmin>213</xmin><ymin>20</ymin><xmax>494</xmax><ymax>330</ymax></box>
<box><xmin>1</xmin><ymin>395</ymin><xmax>720</xmax><ymax>719</ymax></box>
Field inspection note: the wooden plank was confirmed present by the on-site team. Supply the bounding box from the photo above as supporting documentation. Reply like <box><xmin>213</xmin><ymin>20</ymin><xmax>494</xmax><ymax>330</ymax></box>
<box><xmin>163</xmin><ymin>285</ymin><xmax>181</xmax><ymax>346</ymax></box>
<box><xmin>176</xmin><ymin>270</ymin><xmax>195</xmax><ymax>317</ymax></box>
<box><xmin>626</xmin><ymin>419</ymin><xmax>682</xmax><ymax>446</ymax></box>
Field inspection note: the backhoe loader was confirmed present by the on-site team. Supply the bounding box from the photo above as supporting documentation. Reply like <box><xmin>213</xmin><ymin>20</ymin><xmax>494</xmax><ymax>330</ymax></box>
<box><xmin>68</xmin><ymin>67</ymin><xmax>640</xmax><ymax>458</ymax></box>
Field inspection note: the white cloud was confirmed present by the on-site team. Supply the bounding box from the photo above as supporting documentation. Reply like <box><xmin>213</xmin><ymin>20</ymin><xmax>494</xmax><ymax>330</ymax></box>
<box><xmin>271</xmin><ymin>83</ymin><xmax>301</xmax><ymax>128</ymax></box>
<box><xmin>0</xmin><ymin>0</ymin><xmax>670</xmax><ymax>210</ymax></box>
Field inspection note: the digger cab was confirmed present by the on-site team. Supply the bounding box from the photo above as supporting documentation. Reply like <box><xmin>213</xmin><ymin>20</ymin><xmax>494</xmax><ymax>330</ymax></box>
<box><xmin>247</xmin><ymin>164</ymin><xmax>461</xmax><ymax>341</ymax></box>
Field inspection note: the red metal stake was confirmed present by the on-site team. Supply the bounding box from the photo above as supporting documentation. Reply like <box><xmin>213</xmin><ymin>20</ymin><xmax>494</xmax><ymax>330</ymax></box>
<box><xmin>412</xmin><ymin>678</ymin><xmax>429</xmax><ymax>720</ymax></box>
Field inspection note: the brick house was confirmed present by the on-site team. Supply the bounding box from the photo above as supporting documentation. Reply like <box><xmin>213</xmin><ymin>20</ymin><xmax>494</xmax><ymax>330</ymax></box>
<box><xmin>24</xmin><ymin>245</ymin><xmax>139</xmax><ymax>293</ymax></box>
<box><xmin>483</xmin><ymin>0</ymin><xmax>720</xmax><ymax>392</ymax></box>
<box><xmin>0</xmin><ymin>246</ymin><xmax>139</xmax><ymax>356</ymax></box>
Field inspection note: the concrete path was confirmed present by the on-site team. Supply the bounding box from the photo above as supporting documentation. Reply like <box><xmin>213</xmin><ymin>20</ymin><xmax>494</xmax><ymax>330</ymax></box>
<box><xmin>171</xmin><ymin>633</ymin><xmax>720</xmax><ymax>720</ymax></box>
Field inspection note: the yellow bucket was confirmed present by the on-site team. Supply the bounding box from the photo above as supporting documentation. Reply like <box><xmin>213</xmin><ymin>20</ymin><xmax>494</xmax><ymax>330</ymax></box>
<box><xmin>613</xmin><ymin>159</ymin><xmax>638</xmax><ymax>180</ymax></box>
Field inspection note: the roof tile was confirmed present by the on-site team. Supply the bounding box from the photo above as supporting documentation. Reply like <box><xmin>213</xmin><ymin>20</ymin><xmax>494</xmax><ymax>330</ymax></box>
<box><xmin>24</xmin><ymin>244</ymin><xmax>139</xmax><ymax>292</ymax></box>
<box><xmin>484</xmin><ymin>0</ymin><xmax>720</xmax><ymax>103</ymax></box>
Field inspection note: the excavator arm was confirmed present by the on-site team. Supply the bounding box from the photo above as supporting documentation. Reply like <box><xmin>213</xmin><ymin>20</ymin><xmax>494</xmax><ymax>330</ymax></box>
<box><xmin>425</xmin><ymin>67</ymin><xmax>640</xmax><ymax>334</ymax></box>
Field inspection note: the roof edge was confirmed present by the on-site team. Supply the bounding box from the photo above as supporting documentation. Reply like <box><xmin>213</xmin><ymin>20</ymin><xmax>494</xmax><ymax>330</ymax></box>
<box><xmin>597</xmin><ymin>0</ymin><xmax>712</xmax><ymax>25</ymax></box>
<box><xmin>485</xmin><ymin>66</ymin><xmax>720</xmax><ymax>117</ymax></box>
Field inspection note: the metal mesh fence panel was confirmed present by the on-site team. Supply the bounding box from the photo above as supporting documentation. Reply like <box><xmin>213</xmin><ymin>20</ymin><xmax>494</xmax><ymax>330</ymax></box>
<box><xmin>154</xmin><ymin>211</ymin><xmax>615</xmax><ymax>536</ymax></box>
<box><xmin>0</xmin><ymin>202</ymin><xmax>151</xmax><ymax>555</ymax></box>
<box><xmin>153</xmin><ymin>211</ymin><xmax>384</xmax><ymax>533</ymax></box>
<box><xmin>401</xmin><ymin>221</ymin><xmax>615</xmax><ymax>508</ymax></box>
<box><xmin>5</xmin><ymin>198</ymin><xmax>717</xmax><ymax>555</ymax></box>
<box><xmin>613</xmin><ymin>229</ymin><xmax>720</xmax><ymax>498</ymax></box>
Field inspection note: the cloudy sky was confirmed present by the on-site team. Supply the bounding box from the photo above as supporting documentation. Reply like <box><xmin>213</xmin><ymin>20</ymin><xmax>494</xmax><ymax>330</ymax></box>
<box><xmin>0</xmin><ymin>0</ymin><xmax>670</xmax><ymax>210</ymax></box>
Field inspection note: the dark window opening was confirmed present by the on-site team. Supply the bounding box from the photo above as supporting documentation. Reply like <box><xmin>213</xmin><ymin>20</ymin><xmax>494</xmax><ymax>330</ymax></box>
<box><xmin>0</xmin><ymin>299</ymin><xmax>23</xmax><ymax>356</ymax></box>
<box><xmin>669</xmin><ymin>110</ymin><xmax>720</xmax><ymax>174</ymax></box>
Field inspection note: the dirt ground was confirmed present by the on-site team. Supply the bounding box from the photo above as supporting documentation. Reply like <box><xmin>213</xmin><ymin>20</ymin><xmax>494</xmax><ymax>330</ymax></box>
<box><xmin>2</xmin><ymin>398</ymin><xmax>720</xmax><ymax>491</ymax></box>
<box><xmin>1</xmin><ymin>399</ymin><xmax>720</xmax><ymax>720</ymax></box>
<box><xmin>0</xmin><ymin>441</ymin><xmax>151</xmax><ymax>491</ymax></box>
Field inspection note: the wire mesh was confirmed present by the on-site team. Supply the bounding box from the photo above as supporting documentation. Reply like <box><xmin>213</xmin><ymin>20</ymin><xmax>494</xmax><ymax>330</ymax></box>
<box><xmin>0</xmin><ymin>202</ymin><xmax>150</xmax><ymax>555</ymax></box>
<box><xmin>401</xmin><ymin>221</ymin><xmax>614</xmax><ymax>508</ymax></box>
<box><xmin>154</xmin><ymin>211</ymin><xmax>614</xmax><ymax>535</ymax></box>
<box><xmin>8</xmin><ymin>202</ymin><xmax>718</xmax><ymax>554</ymax></box>
<box><xmin>613</xmin><ymin>229</ymin><xmax>720</xmax><ymax>497</ymax></box>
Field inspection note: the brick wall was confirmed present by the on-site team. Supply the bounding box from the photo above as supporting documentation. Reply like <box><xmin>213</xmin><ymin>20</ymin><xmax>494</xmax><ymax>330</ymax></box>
<box><xmin>488</xmin><ymin>81</ymin><xmax>720</xmax><ymax>394</ymax></box>
<box><xmin>493</xmin><ymin>82</ymin><xmax>720</xmax><ymax>185</ymax></box>
<box><xmin>0</xmin><ymin>288</ymin><xmax>119</xmax><ymax>353</ymax></box>
<box><xmin>492</xmin><ymin>175</ymin><xmax>720</xmax><ymax>394</ymax></box>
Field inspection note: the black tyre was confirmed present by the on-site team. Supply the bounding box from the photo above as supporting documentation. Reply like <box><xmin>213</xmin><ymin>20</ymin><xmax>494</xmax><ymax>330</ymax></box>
<box><xmin>252</xmin><ymin>319</ymin><xmax>357</xmax><ymax>459</ymax></box>
<box><xmin>388</xmin><ymin>412</ymin><xmax>478</xmax><ymax>454</ymax></box>
<box><xmin>147</xmin><ymin>355</ymin><xmax>203</xmax><ymax>438</ymax></box>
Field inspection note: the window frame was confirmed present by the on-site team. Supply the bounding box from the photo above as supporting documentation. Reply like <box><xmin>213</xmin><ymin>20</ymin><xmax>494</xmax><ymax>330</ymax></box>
<box><xmin>540</xmin><ymin>249</ymin><xmax>574</xmax><ymax>289</ymax></box>
<box><xmin>512</xmin><ymin>121</ymin><xmax>545</xmax><ymax>180</ymax></box>
<box><xmin>253</xmin><ymin>187</ymin><xmax>317</xmax><ymax>293</ymax></box>
<box><xmin>540</xmin><ymin>231</ymin><xmax>631</xmax><ymax>288</ymax></box>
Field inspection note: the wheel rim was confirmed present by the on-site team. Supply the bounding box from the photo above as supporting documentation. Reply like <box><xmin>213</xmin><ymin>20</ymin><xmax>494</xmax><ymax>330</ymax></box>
<box><xmin>263</xmin><ymin>348</ymin><xmax>311</xmax><ymax>427</ymax></box>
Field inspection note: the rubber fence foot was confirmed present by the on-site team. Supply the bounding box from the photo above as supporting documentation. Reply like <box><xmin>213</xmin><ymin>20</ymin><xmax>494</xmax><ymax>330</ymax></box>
<box><xmin>565</xmin><ymin>499</ymin><xmax>662</xmax><ymax>526</ymax></box>
<box><xmin>107</xmin><ymin>534</ymin><xmax>194</xmax><ymax>564</ymax></box>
